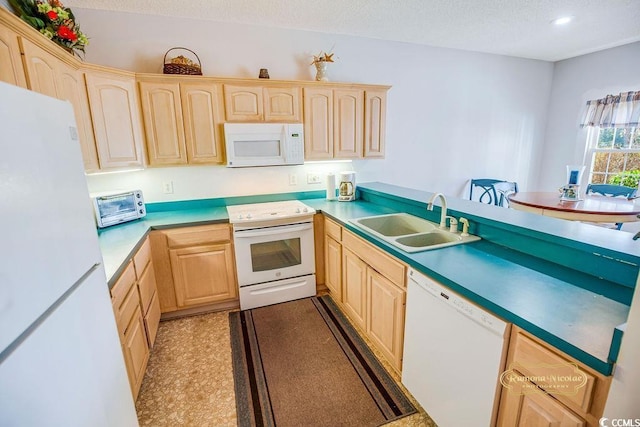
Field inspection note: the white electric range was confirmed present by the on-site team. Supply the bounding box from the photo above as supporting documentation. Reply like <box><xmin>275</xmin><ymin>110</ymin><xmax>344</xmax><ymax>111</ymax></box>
<box><xmin>226</xmin><ymin>200</ymin><xmax>316</xmax><ymax>310</ymax></box>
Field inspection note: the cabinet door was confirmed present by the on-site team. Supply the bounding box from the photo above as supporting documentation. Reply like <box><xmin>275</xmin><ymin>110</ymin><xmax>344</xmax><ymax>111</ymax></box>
<box><xmin>139</xmin><ymin>81</ymin><xmax>187</xmax><ymax>166</ymax></box>
<box><xmin>170</xmin><ymin>243</ymin><xmax>238</xmax><ymax>308</ymax></box>
<box><xmin>122</xmin><ymin>307</ymin><xmax>150</xmax><ymax>400</ymax></box>
<box><xmin>181</xmin><ymin>83</ymin><xmax>225</xmax><ymax>164</ymax></box>
<box><xmin>341</xmin><ymin>248</ymin><xmax>367</xmax><ymax>330</ymax></box>
<box><xmin>498</xmin><ymin>373</ymin><xmax>585</xmax><ymax>426</ymax></box>
<box><xmin>324</xmin><ymin>235</ymin><xmax>342</xmax><ymax>301</ymax></box>
<box><xmin>86</xmin><ymin>71</ymin><xmax>145</xmax><ymax>169</ymax></box>
<box><xmin>224</xmin><ymin>85</ymin><xmax>263</xmax><ymax>121</ymax></box>
<box><xmin>364</xmin><ymin>89</ymin><xmax>387</xmax><ymax>158</ymax></box>
<box><xmin>264</xmin><ymin>86</ymin><xmax>301</xmax><ymax>122</ymax></box>
<box><xmin>367</xmin><ymin>268</ymin><xmax>405</xmax><ymax>371</ymax></box>
<box><xmin>58</xmin><ymin>64</ymin><xmax>100</xmax><ymax>172</ymax></box>
<box><xmin>303</xmin><ymin>87</ymin><xmax>334</xmax><ymax>160</ymax></box>
<box><xmin>0</xmin><ymin>26</ymin><xmax>27</xmax><ymax>88</ymax></box>
<box><xmin>20</xmin><ymin>37</ymin><xmax>59</xmax><ymax>98</ymax></box>
<box><xmin>334</xmin><ymin>89</ymin><xmax>364</xmax><ymax>158</ymax></box>
<box><xmin>144</xmin><ymin>292</ymin><xmax>161</xmax><ymax>348</ymax></box>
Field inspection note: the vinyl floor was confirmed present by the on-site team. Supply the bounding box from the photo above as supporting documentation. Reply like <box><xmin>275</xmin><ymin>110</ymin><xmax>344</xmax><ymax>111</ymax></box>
<box><xmin>135</xmin><ymin>308</ymin><xmax>436</xmax><ymax>426</ymax></box>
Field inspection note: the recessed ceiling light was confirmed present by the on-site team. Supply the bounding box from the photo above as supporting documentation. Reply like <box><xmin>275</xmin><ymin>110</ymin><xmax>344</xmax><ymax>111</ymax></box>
<box><xmin>551</xmin><ymin>16</ymin><xmax>574</xmax><ymax>25</ymax></box>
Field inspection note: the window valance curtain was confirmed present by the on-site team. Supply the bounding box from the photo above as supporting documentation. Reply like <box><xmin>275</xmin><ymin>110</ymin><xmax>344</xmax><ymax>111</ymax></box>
<box><xmin>580</xmin><ymin>91</ymin><xmax>640</xmax><ymax>128</ymax></box>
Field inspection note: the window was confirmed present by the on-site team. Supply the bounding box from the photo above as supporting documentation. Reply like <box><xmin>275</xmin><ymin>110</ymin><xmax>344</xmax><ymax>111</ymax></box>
<box><xmin>587</xmin><ymin>126</ymin><xmax>640</xmax><ymax>187</ymax></box>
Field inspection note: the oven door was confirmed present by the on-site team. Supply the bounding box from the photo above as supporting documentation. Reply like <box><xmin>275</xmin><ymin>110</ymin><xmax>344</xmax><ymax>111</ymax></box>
<box><xmin>233</xmin><ymin>221</ymin><xmax>315</xmax><ymax>286</ymax></box>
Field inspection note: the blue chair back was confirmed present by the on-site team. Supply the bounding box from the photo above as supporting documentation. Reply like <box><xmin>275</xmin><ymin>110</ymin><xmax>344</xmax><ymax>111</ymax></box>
<box><xmin>585</xmin><ymin>184</ymin><xmax>636</xmax><ymax>198</ymax></box>
<box><xmin>470</xmin><ymin>179</ymin><xmax>518</xmax><ymax>207</ymax></box>
<box><xmin>585</xmin><ymin>184</ymin><xmax>636</xmax><ymax>230</ymax></box>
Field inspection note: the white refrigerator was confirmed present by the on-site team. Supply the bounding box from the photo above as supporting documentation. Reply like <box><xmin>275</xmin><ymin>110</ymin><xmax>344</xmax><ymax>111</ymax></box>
<box><xmin>0</xmin><ymin>82</ymin><xmax>138</xmax><ymax>426</ymax></box>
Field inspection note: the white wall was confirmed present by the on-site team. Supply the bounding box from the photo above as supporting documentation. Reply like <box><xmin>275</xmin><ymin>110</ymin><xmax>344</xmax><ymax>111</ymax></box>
<box><xmin>539</xmin><ymin>42</ymin><xmax>640</xmax><ymax>191</ymax></box>
<box><xmin>72</xmin><ymin>8</ymin><xmax>554</xmax><ymax>202</ymax></box>
<box><xmin>86</xmin><ymin>162</ymin><xmax>355</xmax><ymax>201</ymax></box>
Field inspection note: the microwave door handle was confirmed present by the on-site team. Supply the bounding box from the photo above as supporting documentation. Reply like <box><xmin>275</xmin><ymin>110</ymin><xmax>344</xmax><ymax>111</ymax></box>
<box><xmin>234</xmin><ymin>223</ymin><xmax>312</xmax><ymax>238</ymax></box>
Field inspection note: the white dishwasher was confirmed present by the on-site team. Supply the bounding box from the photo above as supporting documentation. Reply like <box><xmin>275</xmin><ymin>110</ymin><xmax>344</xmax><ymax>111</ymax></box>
<box><xmin>402</xmin><ymin>268</ymin><xmax>510</xmax><ymax>427</ymax></box>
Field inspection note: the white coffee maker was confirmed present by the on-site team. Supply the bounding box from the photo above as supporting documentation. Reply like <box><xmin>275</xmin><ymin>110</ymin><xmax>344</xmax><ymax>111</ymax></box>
<box><xmin>338</xmin><ymin>171</ymin><xmax>356</xmax><ymax>201</ymax></box>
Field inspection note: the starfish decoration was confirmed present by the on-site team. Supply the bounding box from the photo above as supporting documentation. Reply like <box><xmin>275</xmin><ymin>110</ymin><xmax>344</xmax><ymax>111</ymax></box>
<box><xmin>311</xmin><ymin>51</ymin><xmax>335</xmax><ymax>64</ymax></box>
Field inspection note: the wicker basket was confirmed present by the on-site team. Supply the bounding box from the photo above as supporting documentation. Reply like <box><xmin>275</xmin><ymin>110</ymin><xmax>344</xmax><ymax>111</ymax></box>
<box><xmin>163</xmin><ymin>47</ymin><xmax>202</xmax><ymax>75</ymax></box>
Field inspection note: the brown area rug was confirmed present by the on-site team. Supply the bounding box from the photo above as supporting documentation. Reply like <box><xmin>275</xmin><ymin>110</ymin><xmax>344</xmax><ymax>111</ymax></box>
<box><xmin>229</xmin><ymin>296</ymin><xmax>416</xmax><ymax>427</ymax></box>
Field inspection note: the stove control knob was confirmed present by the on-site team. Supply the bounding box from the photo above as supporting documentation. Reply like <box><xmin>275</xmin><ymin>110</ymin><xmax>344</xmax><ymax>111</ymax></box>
<box><xmin>246</xmin><ymin>213</ymin><xmax>252</xmax><ymax>219</ymax></box>
<box><xmin>238</xmin><ymin>214</ymin><xmax>243</xmax><ymax>220</ymax></box>
<box><xmin>302</xmin><ymin>207</ymin><xmax>309</xmax><ymax>212</ymax></box>
<box><xmin>296</xmin><ymin>208</ymin><xmax>301</xmax><ymax>213</ymax></box>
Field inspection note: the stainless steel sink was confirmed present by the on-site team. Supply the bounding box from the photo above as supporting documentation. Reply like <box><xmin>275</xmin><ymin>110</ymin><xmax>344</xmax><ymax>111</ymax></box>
<box><xmin>350</xmin><ymin>213</ymin><xmax>480</xmax><ymax>253</ymax></box>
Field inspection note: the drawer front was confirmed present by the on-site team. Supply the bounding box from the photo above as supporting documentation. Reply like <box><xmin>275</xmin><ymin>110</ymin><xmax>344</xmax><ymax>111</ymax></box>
<box><xmin>115</xmin><ymin>284</ymin><xmax>141</xmax><ymax>337</ymax></box>
<box><xmin>137</xmin><ymin>261</ymin><xmax>157</xmax><ymax>314</ymax></box>
<box><xmin>324</xmin><ymin>217</ymin><xmax>342</xmax><ymax>241</ymax></box>
<box><xmin>133</xmin><ymin>237</ymin><xmax>151</xmax><ymax>277</ymax></box>
<box><xmin>165</xmin><ymin>224</ymin><xmax>231</xmax><ymax>247</ymax></box>
<box><xmin>510</xmin><ymin>331</ymin><xmax>596</xmax><ymax>412</ymax></box>
<box><xmin>144</xmin><ymin>292</ymin><xmax>161</xmax><ymax>348</ymax></box>
<box><xmin>110</xmin><ymin>261</ymin><xmax>136</xmax><ymax>309</ymax></box>
<box><xmin>342</xmin><ymin>230</ymin><xmax>406</xmax><ymax>287</ymax></box>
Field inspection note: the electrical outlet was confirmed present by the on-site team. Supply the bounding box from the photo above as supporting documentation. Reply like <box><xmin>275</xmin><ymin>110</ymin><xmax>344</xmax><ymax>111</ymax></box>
<box><xmin>163</xmin><ymin>181</ymin><xmax>174</xmax><ymax>194</ymax></box>
<box><xmin>307</xmin><ymin>173</ymin><xmax>322</xmax><ymax>184</ymax></box>
<box><xmin>289</xmin><ymin>174</ymin><xmax>298</xmax><ymax>186</ymax></box>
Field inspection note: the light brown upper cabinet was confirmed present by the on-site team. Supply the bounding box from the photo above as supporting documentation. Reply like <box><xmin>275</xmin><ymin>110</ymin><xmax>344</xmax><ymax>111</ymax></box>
<box><xmin>263</xmin><ymin>86</ymin><xmax>302</xmax><ymax>122</ymax></box>
<box><xmin>304</xmin><ymin>85</ymin><xmax>388</xmax><ymax>160</ymax></box>
<box><xmin>0</xmin><ymin>25</ymin><xmax>27</xmax><ymax>88</ymax></box>
<box><xmin>20</xmin><ymin>38</ymin><xmax>99</xmax><ymax>171</ymax></box>
<box><xmin>181</xmin><ymin>83</ymin><xmax>225</xmax><ymax>164</ymax></box>
<box><xmin>20</xmin><ymin>37</ymin><xmax>59</xmax><ymax>98</ymax></box>
<box><xmin>303</xmin><ymin>87</ymin><xmax>334</xmax><ymax>159</ymax></box>
<box><xmin>224</xmin><ymin>84</ymin><xmax>301</xmax><ymax>122</ymax></box>
<box><xmin>57</xmin><ymin>64</ymin><xmax>100</xmax><ymax>172</ymax></box>
<box><xmin>364</xmin><ymin>89</ymin><xmax>387</xmax><ymax>158</ymax></box>
<box><xmin>85</xmin><ymin>69</ymin><xmax>145</xmax><ymax>170</ymax></box>
<box><xmin>138</xmin><ymin>78</ymin><xmax>225</xmax><ymax>166</ymax></box>
<box><xmin>334</xmin><ymin>88</ymin><xmax>364</xmax><ymax>158</ymax></box>
<box><xmin>139</xmin><ymin>81</ymin><xmax>187</xmax><ymax>165</ymax></box>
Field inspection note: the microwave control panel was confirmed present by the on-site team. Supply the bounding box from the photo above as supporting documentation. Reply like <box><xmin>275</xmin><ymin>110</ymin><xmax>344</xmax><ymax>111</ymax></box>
<box><xmin>285</xmin><ymin>124</ymin><xmax>304</xmax><ymax>164</ymax></box>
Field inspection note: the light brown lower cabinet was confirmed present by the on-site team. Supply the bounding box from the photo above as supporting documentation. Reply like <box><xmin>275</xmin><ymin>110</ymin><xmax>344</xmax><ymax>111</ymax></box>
<box><xmin>170</xmin><ymin>243</ymin><xmax>237</xmax><ymax>307</ymax></box>
<box><xmin>366</xmin><ymin>268</ymin><xmax>406</xmax><ymax>371</ymax></box>
<box><xmin>324</xmin><ymin>233</ymin><xmax>342</xmax><ymax>299</ymax></box>
<box><xmin>499</xmin><ymin>372</ymin><xmax>586</xmax><ymax>426</ymax></box>
<box><xmin>342</xmin><ymin>247</ymin><xmax>368</xmax><ymax>330</ymax></box>
<box><xmin>150</xmin><ymin>224</ymin><xmax>239</xmax><ymax>314</ymax></box>
<box><xmin>327</xmin><ymin>218</ymin><xmax>407</xmax><ymax>373</ymax></box>
<box><xmin>110</xmin><ymin>237</ymin><xmax>160</xmax><ymax>400</ymax></box>
<box><xmin>121</xmin><ymin>305</ymin><xmax>150</xmax><ymax>399</ymax></box>
<box><xmin>497</xmin><ymin>327</ymin><xmax>611</xmax><ymax>427</ymax></box>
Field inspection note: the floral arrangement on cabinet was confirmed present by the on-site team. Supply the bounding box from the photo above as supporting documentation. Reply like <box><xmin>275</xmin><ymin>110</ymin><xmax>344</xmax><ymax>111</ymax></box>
<box><xmin>311</xmin><ymin>50</ymin><xmax>335</xmax><ymax>82</ymax></box>
<box><xmin>9</xmin><ymin>0</ymin><xmax>88</xmax><ymax>57</ymax></box>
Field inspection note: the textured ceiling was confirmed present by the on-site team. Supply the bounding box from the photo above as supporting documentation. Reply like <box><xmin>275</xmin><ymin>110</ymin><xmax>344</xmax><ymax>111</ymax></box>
<box><xmin>66</xmin><ymin>0</ymin><xmax>640</xmax><ymax>61</ymax></box>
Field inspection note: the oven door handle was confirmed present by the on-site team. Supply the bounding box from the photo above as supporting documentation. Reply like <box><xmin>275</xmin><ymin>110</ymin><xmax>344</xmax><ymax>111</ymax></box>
<box><xmin>234</xmin><ymin>223</ymin><xmax>312</xmax><ymax>238</ymax></box>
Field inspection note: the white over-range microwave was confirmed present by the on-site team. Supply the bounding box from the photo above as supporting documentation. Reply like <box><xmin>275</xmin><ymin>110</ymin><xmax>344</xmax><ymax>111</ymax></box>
<box><xmin>224</xmin><ymin>123</ymin><xmax>304</xmax><ymax>167</ymax></box>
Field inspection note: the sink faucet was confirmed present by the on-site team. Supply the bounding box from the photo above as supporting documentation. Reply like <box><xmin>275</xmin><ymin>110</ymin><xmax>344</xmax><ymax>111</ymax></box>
<box><xmin>427</xmin><ymin>192</ymin><xmax>448</xmax><ymax>229</ymax></box>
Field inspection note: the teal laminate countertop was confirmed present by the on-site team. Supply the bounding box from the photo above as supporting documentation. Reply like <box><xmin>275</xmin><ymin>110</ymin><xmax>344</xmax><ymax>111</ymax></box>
<box><xmin>96</xmin><ymin>182</ymin><xmax>635</xmax><ymax>376</ymax></box>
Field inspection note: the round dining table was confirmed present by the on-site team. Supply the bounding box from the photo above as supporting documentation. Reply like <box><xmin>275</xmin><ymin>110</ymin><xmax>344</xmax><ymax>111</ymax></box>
<box><xmin>507</xmin><ymin>192</ymin><xmax>640</xmax><ymax>223</ymax></box>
